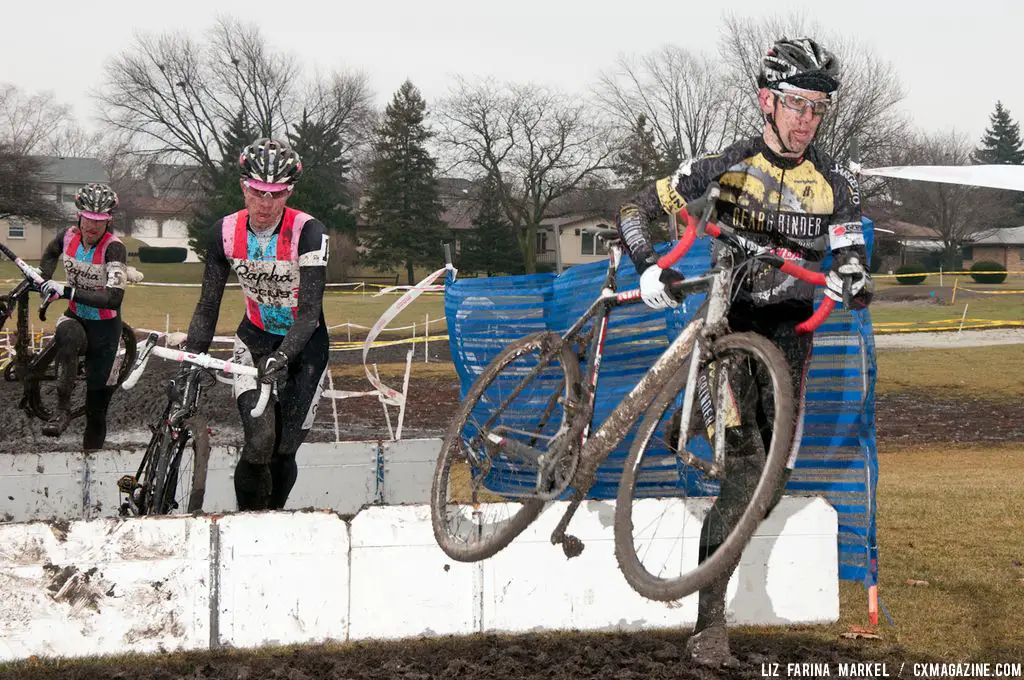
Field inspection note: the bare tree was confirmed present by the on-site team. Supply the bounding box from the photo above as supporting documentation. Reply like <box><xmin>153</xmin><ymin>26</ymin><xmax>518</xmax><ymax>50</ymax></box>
<box><xmin>594</xmin><ymin>47</ymin><xmax>735</xmax><ymax>164</ymax></box>
<box><xmin>298</xmin><ymin>69</ymin><xmax>376</xmax><ymax>165</ymax></box>
<box><xmin>95</xmin><ymin>17</ymin><xmax>373</xmax><ymax>181</ymax></box>
<box><xmin>0</xmin><ymin>143</ymin><xmax>66</xmax><ymax>223</ymax></box>
<box><xmin>889</xmin><ymin>130</ymin><xmax>1015</xmax><ymax>267</ymax></box>
<box><xmin>438</xmin><ymin>79</ymin><xmax>615</xmax><ymax>272</ymax></box>
<box><xmin>207</xmin><ymin>16</ymin><xmax>300</xmax><ymax>139</ymax></box>
<box><xmin>0</xmin><ymin>84</ymin><xmax>75</xmax><ymax>155</ymax></box>
<box><xmin>44</xmin><ymin>122</ymin><xmax>105</xmax><ymax>158</ymax></box>
<box><xmin>717</xmin><ymin>12</ymin><xmax>909</xmax><ymax>176</ymax></box>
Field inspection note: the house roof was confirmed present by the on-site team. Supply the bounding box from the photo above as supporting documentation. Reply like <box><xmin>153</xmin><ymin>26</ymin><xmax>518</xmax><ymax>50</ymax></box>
<box><xmin>144</xmin><ymin>163</ymin><xmax>203</xmax><ymax>197</ymax></box>
<box><xmin>969</xmin><ymin>225</ymin><xmax>1024</xmax><ymax>245</ymax></box>
<box><xmin>35</xmin><ymin>156</ymin><xmax>108</xmax><ymax>185</ymax></box>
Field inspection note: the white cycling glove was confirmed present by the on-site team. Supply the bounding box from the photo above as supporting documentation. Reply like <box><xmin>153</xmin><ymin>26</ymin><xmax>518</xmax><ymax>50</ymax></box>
<box><xmin>639</xmin><ymin>265</ymin><xmax>682</xmax><ymax>310</ymax></box>
<box><xmin>40</xmin><ymin>279</ymin><xmax>71</xmax><ymax>300</ymax></box>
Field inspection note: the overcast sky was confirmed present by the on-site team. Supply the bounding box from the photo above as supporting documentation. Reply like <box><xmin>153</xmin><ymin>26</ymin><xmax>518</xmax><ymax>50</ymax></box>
<box><xmin>5</xmin><ymin>0</ymin><xmax>1021</xmax><ymax>149</ymax></box>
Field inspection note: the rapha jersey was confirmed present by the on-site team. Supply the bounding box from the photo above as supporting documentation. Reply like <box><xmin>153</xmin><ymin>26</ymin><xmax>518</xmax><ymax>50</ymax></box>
<box><xmin>215</xmin><ymin>208</ymin><xmax>329</xmax><ymax>336</ymax></box>
<box><xmin>618</xmin><ymin>135</ymin><xmax>865</xmax><ymax>311</ymax></box>
<box><xmin>60</xmin><ymin>228</ymin><xmax>127</xmax><ymax>320</ymax></box>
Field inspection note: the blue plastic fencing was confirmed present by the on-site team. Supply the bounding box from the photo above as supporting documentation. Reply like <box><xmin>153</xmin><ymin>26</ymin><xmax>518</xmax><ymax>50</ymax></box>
<box><xmin>444</xmin><ymin>219</ymin><xmax>879</xmax><ymax>586</ymax></box>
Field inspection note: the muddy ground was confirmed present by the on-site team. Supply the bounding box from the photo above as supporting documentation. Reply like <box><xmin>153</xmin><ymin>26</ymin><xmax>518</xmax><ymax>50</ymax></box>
<box><xmin>0</xmin><ymin>630</ymin><xmax>929</xmax><ymax>680</ymax></box>
<box><xmin>0</xmin><ymin>332</ymin><xmax>1018</xmax><ymax>452</ymax></box>
<box><xmin>0</xmin><ymin>332</ymin><xmax>1017</xmax><ymax>678</ymax></box>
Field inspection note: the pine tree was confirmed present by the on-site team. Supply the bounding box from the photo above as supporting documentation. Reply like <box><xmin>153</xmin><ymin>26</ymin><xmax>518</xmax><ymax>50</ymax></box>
<box><xmin>458</xmin><ymin>174</ymin><xmax>523</xmax><ymax>276</ymax></box>
<box><xmin>612</xmin><ymin>114</ymin><xmax>666</xmax><ymax>191</ymax></box>
<box><xmin>188</xmin><ymin>110</ymin><xmax>253</xmax><ymax>259</ymax></box>
<box><xmin>973</xmin><ymin>102</ymin><xmax>1024</xmax><ymax>165</ymax></box>
<box><xmin>973</xmin><ymin>102</ymin><xmax>1024</xmax><ymax>225</ymax></box>
<box><xmin>362</xmin><ymin>81</ymin><xmax>450</xmax><ymax>284</ymax></box>
<box><xmin>287</xmin><ymin>110</ymin><xmax>357</xmax><ymax>280</ymax></box>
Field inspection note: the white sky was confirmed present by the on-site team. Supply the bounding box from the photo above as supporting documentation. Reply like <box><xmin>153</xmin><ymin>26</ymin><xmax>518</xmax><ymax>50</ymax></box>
<box><xmin>5</xmin><ymin>0</ymin><xmax>1022</xmax><ymax>145</ymax></box>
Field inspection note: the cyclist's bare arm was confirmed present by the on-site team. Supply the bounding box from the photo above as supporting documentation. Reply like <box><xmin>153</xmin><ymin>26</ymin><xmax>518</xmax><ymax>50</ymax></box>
<box><xmin>275</xmin><ymin>220</ymin><xmax>328</xmax><ymax>360</ymax></box>
<box><xmin>183</xmin><ymin>222</ymin><xmax>230</xmax><ymax>354</ymax></box>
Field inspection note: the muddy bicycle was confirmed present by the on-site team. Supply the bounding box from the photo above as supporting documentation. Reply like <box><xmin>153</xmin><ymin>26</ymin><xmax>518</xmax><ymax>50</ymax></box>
<box><xmin>431</xmin><ymin>182</ymin><xmax>853</xmax><ymax>602</ymax></box>
<box><xmin>0</xmin><ymin>242</ymin><xmax>137</xmax><ymax>422</ymax></box>
<box><xmin>116</xmin><ymin>332</ymin><xmax>271</xmax><ymax>516</ymax></box>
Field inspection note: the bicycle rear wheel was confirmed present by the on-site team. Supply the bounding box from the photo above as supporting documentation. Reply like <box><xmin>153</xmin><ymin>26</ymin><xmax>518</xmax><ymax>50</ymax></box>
<box><xmin>613</xmin><ymin>331</ymin><xmax>796</xmax><ymax>601</ymax></box>
<box><xmin>431</xmin><ymin>330</ymin><xmax>583</xmax><ymax>562</ymax></box>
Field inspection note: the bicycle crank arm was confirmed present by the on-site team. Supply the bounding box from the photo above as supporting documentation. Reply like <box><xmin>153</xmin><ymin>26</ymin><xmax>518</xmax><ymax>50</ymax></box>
<box><xmin>483</xmin><ymin>432</ymin><xmax>544</xmax><ymax>465</ymax></box>
<box><xmin>549</xmin><ymin>492</ymin><xmax>585</xmax><ymax>558</ymax></box>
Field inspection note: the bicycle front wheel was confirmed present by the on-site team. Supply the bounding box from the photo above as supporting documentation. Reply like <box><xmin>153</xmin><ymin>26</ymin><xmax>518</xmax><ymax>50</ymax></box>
<box><xmin>431</xmin><ymin>330</ymin><xmax>583</xmax><ymax>562</ymax></box>
<box><xmin>614</xmin><ymin>331</ymin><xmax>796</xmax><ymax>601</ymax></box>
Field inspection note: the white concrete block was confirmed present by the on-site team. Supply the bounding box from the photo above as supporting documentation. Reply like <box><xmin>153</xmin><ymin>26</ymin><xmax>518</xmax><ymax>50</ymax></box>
<box><xmin>215</xmin><ymin>511</ymin><xmax>349</xmax><ymax>648</ymax></box>
<box><xmin>480</xmin><ymin>496</ymin><xmax>838</xmax><ymax>633</ymax></box>
<box><xmin>480</xmin><ymin>499</ymin><xmax>700</xmax><ymax>633</ymax></box>
<box><xmin>195</xmin><ymin>445</ymin><xmax>241</xmax><ymax>514</ymax></box>
<box><xmin>348</xmin><ymin>504</ymin><xmax>477</xmax><ymax>639</ymax></box>
<box><xmin>0</xmin><ymin>452</ymin><xmax>85</xmax><ymax>523</ymax></box>
<box><xmin>379</xmin><ymin>439</ymin><xmax>439</xmax><ymax>506</ymax></box>
<box><xmin>0</xmin><ymin>516</ymin><xmax>212</xmax><ymax>661</ymax></box>
<box><xmin>727</xmin><ymin>496</ymin><xmax>839</xmax><ymax>625</ymax></box>
<box><xmin>285</xmin><ymin>441</ymin><xmax>377</xmax><ymax>514</ymax></box>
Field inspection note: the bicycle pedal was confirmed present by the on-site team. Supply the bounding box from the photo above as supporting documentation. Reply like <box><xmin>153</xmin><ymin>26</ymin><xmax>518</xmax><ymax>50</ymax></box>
<box><xmin>560</xmin><ymin>534</ymin><xmax>584</xmax><ymax>559</ymax></box>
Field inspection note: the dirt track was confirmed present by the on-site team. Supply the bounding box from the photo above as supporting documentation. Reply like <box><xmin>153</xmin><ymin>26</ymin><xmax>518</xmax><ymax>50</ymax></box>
<box><xmin>0</xmin><ymin>629</ymin><xmax>925</xmax><ymax>680</ymax></box>
<box><xmin>0</xmin><ymin>332</ymin><xmax>1015</xmax><ymax>677</ymax></box>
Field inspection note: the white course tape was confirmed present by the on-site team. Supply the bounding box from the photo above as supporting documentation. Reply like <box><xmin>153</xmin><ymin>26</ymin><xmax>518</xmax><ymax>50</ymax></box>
<box><xmin>855</xmin><ymin>162</ymin><xmax>1024</xmax><ymax>192</ymax></box>
<box><xmin>362</xmin><ymin>266</ymin><xmax>453</xmax><ymax>407</ymax></box>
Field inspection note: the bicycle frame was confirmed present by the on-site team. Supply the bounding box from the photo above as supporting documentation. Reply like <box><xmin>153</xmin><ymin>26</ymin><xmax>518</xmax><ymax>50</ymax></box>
<box><xmin>482</xmin><ymin>183</ymin><xmax>838</xmax><ymax>551</ymax></box>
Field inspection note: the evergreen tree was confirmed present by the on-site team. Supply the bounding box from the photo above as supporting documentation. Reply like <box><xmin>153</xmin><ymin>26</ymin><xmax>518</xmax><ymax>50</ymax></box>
<box><xmin>362</xmin><ymin>81</ymin><xmax>449</xmax><ymax>284</ymax></box>
<box><xmin>288</xmin><ymin>110</ymin><xmax>357</xmax><ymax>280</ymax></box>
<box><xmin>612</xmin><ymin>114</ymin><xmax>667</xmax><ymax>191</ymax></box>
<box><xmin>973</xmin><ymin>102</ymin><xmax>1024</xmax><ymax>225</ymax></box>
<box><xmin>188</xmin><ymin>110</ymin><xmax>252</xmax><ymax>259</ymax></box>
<box><xmin>458</xmin><ymin>174</ymin><xmax>523</xmax><ymax>276</ymax></box>
<box><xmin>973</xmin><ymin>102</ymin><xmax>1024</xmax><ymax>165</ymax></box>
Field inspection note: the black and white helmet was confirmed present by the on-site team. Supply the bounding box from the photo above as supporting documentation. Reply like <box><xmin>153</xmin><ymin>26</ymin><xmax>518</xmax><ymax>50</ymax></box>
<box><xmin>758</xmin><ymin>36</ymin><xmax>840</xmax><ymax>96</ymax></box>
<box><xmin>74</xmin><ymin>183</ymin><xmax>119</xmax><ymax>220</ymax></box>
<box><xmin>238</xmin><ymin>138</ymin><xmax>303</xmax><ymax>189</ymax></box>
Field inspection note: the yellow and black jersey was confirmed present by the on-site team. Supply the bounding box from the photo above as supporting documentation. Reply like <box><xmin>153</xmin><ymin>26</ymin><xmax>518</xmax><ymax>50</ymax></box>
<box><xmin>617</xmin><ymin>135</ymin><xmax>865</xmax><ymax>313</ymax></box>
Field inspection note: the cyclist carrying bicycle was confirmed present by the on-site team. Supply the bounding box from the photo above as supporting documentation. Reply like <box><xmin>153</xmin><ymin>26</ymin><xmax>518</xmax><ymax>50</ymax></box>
<box><xmin>616</xmin><ymin>36</ymin><xmax>873</xmax><ymax>666</ymax></box>
<box><xmin>37</xmin><ymin>183</ymin><xmax>129</xmax><ymax>451</ymax></box>
<box><xmin>179</xmin><ymin>137</ymin><xmax>330</xmax><ymax>512</ymax></box>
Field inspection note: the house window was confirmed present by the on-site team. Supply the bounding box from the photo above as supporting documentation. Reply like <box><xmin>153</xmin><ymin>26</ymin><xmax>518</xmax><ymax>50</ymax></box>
<box><xmin>536</xmin><ymin>231</ymin><xmax>548</xmax><ymax>254</ymax></box>
<box><xmin>581</xmin><ymin>231</ymin><xmax>609</xmax><ymax>256</ymax></box>
<box><xmin>8</xmin><ymin>221</ymin><xmax>25</xmax><ymax>239</ymax></box>
<box><xmin>962</xmin><ymin>246</ymin><xmax>973</xmax><ymax>261</ymax></box>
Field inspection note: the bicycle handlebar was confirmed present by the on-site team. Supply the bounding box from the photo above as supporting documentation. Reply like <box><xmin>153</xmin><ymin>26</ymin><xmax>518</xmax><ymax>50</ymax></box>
<box><xmin>123</xmin><ymin>333</ymin><xmax>271</xmax><ymax>418</ymax></box>
<box><xmin>0</xmin><ymin>242</ymin><xmax>59</xmax><ymax>322</ymax></box>
<box><xmin>654</xmin><ymin>182</ymin><xmax>841</xmax><ymax>335</ymax></box>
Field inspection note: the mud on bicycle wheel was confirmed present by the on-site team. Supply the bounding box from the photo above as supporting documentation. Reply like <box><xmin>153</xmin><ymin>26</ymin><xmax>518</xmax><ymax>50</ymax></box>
<box><xmin>613</xmin><ymin>331</ymin><xmax>796</xmax><ymax>601</ymax></box>
<box><xmin>147</xmin><ymin>425</ymin><xmax>200</xmax><ymax>516</ymax></box>
<box><xmin>431</xmin><ymin>330</ymin><xmax>583</xmax><ymax>562</ymax></box>
<box><xmin>23</xmin><ymin>323</ymin><xmax>137</xmax><ymax>421</ymax></box>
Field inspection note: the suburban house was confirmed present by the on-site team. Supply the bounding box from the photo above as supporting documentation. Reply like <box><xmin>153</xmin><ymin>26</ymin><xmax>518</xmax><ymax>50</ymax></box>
<box><xmin>1</xmin><ymin>157</ymin><xmax>205</xmax><ymax>263</ymax></box>
<box><xmin>1</xmin><ymin>156</ymin><xmax>109</xmax><ymax>260</ymax></box>
<box><xmin>120</xmin><ymin>164</ymin><xmax>203</xmax><ymax>262</ymax></box>
<box><xmin>962</xmin><ymin>226</ymin><xmax>1024</xmax><ymax>272</ymax></box>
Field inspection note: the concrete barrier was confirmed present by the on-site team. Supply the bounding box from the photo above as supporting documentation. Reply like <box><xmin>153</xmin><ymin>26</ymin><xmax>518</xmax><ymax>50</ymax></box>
<box><xmin>0</xmin><ymin>498</ymin><xmax>838</xmax><ymax>662</ymax></box>
<box><xmin>0</xmin><ymin>516</ymin><xmax>211</xmax><ymax>661</ymax></box>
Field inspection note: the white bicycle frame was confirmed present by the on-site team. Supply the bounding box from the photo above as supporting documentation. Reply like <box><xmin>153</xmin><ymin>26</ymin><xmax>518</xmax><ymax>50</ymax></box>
<box><xmin>122</xmin><ymin>332</ymin><xmax>271</xmax><ymax>417</ymax></box>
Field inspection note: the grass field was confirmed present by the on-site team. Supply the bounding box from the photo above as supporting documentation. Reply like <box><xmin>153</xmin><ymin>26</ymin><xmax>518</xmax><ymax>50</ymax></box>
<box><xmin>5</xmin><ymin>260</ymin><xmax>1023</xmax><ymax>335</ymax></box>
<box><xmin>738</xmin><ymin>445</ymin><xmax>1024</xmax><ymax>661</ymax></box>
